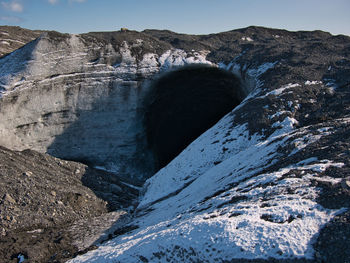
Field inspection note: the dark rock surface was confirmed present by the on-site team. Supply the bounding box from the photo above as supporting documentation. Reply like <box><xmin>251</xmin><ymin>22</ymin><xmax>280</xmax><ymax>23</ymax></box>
<box><xmin>0</xmin><ymin>146</ymin><xmax>138</xmax><ymax>262</ymax></box>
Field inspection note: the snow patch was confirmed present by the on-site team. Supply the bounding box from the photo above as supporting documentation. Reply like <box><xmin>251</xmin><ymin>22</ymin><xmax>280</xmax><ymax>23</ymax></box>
<box><xmin>305</xmin><ymin>80</ymin><xmax>322</xmax><ymax>85</ymax></box>
<box><xmin>267</xmin><ymin>83</ymin><xmax>300</xmax><ymax>96</ymax></box>
<box><xmin>158</xmin><ymin>49</ymin><xmax>212</xmax><ymax>70</ymax></box>
<box><xmin>241</xmin><ymin>36</ymin><xmax>253</xmax><ymax>42</ymax></box>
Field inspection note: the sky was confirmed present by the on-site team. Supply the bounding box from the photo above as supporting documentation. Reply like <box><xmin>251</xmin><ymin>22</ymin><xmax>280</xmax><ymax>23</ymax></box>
<box><xmin>0</xmin><ymin>0</ymin><xmax>349</xmax><ymax>36</ymax></box>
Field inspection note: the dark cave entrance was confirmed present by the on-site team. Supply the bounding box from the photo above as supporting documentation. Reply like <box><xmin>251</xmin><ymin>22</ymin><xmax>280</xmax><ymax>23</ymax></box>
<box><xmin>145</xmin><ymin>65</ymin><xmax>246</xmax><ymax>170</ymax></box>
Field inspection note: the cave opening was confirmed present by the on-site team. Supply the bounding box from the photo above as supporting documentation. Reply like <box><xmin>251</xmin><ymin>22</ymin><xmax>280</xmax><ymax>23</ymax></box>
<box><xmin>145</xmin><ymin>65</ymin><xmax>246</xmax><ymax>171</ymax></box>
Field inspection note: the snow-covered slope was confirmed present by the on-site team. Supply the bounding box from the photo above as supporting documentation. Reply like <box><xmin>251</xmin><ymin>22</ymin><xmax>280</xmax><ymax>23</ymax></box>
<box><xmin>69</xmin><ymin>74</ymin><xmax>349</xmax><ymax>262</ymax></box>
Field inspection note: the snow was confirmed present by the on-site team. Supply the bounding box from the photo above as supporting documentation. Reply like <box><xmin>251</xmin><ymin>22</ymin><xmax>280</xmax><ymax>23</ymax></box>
<box><xmin>247</xmin><ymin>62</ymin><xmax>277</xmax><ymax>79</ymax></box>
<box><xmin>272</xmin><ymin>116</ymin><xmax>298</xmax><ymax>129</ymax></box>
<box><xmin>305</xmin><ymin>80</ymin><xmax>322</xmax><ymax>85</ymax></box>
<box><xmin>241</xmin><ymin>36</ymin><xmax>253</xmax><ymax>42</ymax></box>
<box><xmin>69</xmin><ymin>93</ymin><xmax>345</xmax><ymax>262</ymax></box>
<box><xmin>269</xmin><ymin>110</ymin><xmax>291</xmax><ymax>120</ymax></box>
<box><xmin>266</xmin><ymin>83</ymin><xmax>300</xmax><ymax>96</ymax></box>
<box><xmin>158</xmin><ymin>49</ymin><xmax>212</xmax><ymax>70</ymax></box>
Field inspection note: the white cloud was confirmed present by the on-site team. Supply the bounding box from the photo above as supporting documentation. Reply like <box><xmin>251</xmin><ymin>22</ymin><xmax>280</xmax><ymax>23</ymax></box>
<box><xmin>47</xmin><ymin>0</ymin><xmax>86</xmax><ymax>6</ymax></box>
<box><xmin>1</xmin><ymin>1</ymin><xmax>23</xmax><ymax>12</ymax></box>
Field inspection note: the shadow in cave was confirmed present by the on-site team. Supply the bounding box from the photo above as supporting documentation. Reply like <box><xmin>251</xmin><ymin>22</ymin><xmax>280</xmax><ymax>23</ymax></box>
<box><xmin>45</xmin><ymin>77</ymin><xmax>150</xmax><ymax>208</ymax></box>
<box><xmin>43</xmin><ymin>64</ymin><xmax>246</xmax><ymax>211</ymax></box>
<box><xmin>144</xmin><ymin>64</ymin><xmax>245</xmax><ymax>170</ymax></box>
<box><xmin>46</xmin><ymin>78</ymin><xmax>155</xmax><ymax>180</ymax></box>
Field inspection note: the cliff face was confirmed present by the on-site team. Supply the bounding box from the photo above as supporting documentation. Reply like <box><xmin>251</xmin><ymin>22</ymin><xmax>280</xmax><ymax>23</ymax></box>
<box><xmin>0</xmin><ymin>26</ymin><xmax>350</xmax><ymax>262</ymax></box>
<box><xmin>0</xmin><ymin>30</ymin><xmax>216</xmax><ymax>178</ymax></box>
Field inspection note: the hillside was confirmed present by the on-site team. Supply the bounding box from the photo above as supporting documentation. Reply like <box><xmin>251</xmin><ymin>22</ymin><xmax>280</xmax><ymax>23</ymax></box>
<box><xmin>0</xmin><ymin>26</ymin><xmax>349</xmax><ymax>262</ymax></box>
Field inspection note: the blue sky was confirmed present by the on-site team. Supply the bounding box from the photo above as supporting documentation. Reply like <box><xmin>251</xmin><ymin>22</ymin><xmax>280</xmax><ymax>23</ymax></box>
<box><xmin>0</xmin><ymin>0</ymin><xmax>349</xmax><ymax>35</ymax></box>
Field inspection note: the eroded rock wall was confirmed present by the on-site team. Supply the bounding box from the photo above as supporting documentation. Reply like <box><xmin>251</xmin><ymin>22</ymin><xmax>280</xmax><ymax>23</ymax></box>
<box><xmin>0</xmin><ymin>30</ymin><xmax>213</xmax><ymax>178</ymax></box>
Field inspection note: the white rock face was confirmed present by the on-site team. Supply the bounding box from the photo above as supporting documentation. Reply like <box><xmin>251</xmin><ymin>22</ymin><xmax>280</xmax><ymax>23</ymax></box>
<box><xmin>0</xmin><ymin>33</ymin><xmax>212</xmax><ymax>178</ymax></box>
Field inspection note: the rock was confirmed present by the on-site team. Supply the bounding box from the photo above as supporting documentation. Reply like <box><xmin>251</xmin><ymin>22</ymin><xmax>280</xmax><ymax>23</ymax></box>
<box><xmin>0</xmin><ymin>26</ymin><xmax>42</xmax><ymax>57</ymax></box>
<box><xmin>3</xmin><ymin>193</ymin><xmax>16</xmax><ymax>204</ymax></box>
<box><xmin>23</xmin><ymin>171</ymin><xmax>33</xmax><ymax>177</ymax></box>
<box><xmin>110</xmin><ymin>184</ymin><xmax>122</xmax><ymax>194</ymax></box>
<box><xmin>0</xmin><ymin>145</ymin><xmax>138</xmax><ymax>262</ymax></box>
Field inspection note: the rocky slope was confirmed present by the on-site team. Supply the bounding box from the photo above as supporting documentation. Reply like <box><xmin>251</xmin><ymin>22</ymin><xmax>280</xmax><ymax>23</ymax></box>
<box><xmin>0</xmin><ymin>26</ymin><xmax>349</xmax><ymax>262</ymax></box>
<box><xmin>0</xmin><ymin>26</ymin><xmax>42</xmax><ymax>57</ymax></box>
<box><xmin>0</xmin><ymin>145</ymin><xmax>139</xmax><ymax>262</ymax></box>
